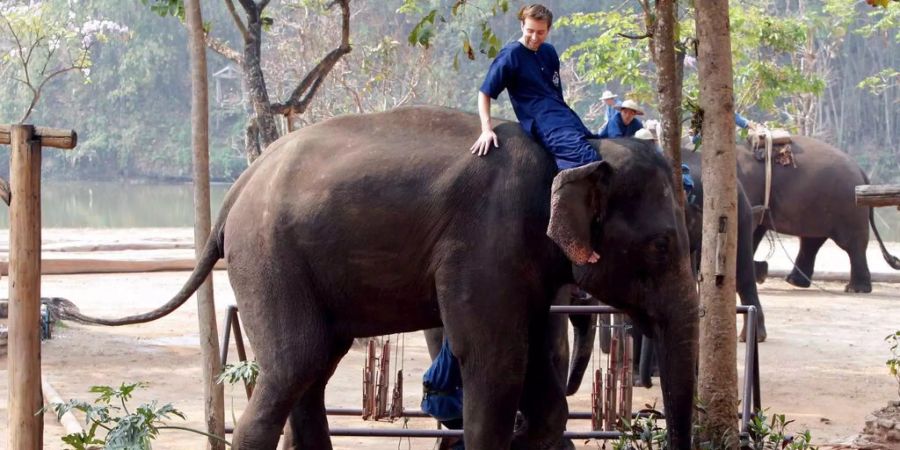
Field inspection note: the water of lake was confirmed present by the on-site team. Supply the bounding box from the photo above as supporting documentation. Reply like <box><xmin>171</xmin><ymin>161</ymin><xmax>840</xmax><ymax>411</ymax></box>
<box><xmin>0</xmin><ymin>180</ymin><xmax>231</xmax><ymax>228</ymax></box>
<box><xmin>0</xmin><ymin>180</ymin><xmax>897</xmax><ymax>241</ymax></box>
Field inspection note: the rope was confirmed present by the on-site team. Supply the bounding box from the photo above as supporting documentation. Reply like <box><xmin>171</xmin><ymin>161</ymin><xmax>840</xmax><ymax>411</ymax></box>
<box><xmin>762</xmin><ymin>209</ymin><xmax>843</xmax><ymax>296</ymax></box>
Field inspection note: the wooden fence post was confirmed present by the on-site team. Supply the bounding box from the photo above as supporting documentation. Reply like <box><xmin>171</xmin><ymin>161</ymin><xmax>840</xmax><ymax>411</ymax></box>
<box><xmin>8</xmin><ymin>124</ymin><xmax>43</xmax><ymax>449</ymax></box>
<box><xmin>2</xmin><ymin>124</ymin><xmax>76</xmax><ymax>450</ymax></box>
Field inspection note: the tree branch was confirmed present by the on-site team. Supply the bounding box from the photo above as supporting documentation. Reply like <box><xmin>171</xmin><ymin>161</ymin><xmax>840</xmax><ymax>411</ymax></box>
<box><xmin>204</xmin><ymin>34</ymin><xmax>243</xmax><ymax>64</ymax></box>
<box><xmin>269</xmin><ymin>0</ymin><xmax>351</xmax><ymax>116</ymax></box>
<box><xmin>223</xmin><ymin>0</ymin><xmax>249</xmax><ymax>40</ymax></box>
<box><xmin>617</xmin><ymin>32</ymin><xmax>651</xmax><ymax>40</ymax></box>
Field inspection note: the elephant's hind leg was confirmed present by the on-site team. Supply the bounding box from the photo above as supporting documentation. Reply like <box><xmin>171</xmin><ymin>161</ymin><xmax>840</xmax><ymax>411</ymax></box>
<box><xmin>833</xmin><ymin>235</ymin><xmax>872</xmax><ymax>293</ymax></box>
<box><xmin>786</xmin><ymin>237</ymin><xmax>827</xmax><ymax>288</ymax></box>
<box><xmin>231</xmin><ymin>311</ymin><xmax>341</xmax><ymax>449</ymax></box>
<box><xmin>284</xmin><ymin>337</ymin><xmax>353</xmax><ymax>450</ymax></box>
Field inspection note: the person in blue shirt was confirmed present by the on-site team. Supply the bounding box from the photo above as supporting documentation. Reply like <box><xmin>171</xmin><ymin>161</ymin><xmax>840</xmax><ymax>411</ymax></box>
<box><xmin>470</xmin><ymin>4</ymin><xmax>599</xmax><ymax>173</ymax></box>
<box><xmin>422</xmin><ymin>338</ymin><xmax>465</xmax><ymax>449</ymax></box>
<box><xmin>690</xmin><ymin>112</ymin><xmax>757</xmax><ymax>145</ymax></box>
<box><xmin>599</xmin><ymin>89</ymin><xmax>620</xmax><ymax>130</ymax></box>
<box><xmin>598</xmin><ymin>99</ymin><xmax>645</xmax><ymax>138</ymax></box>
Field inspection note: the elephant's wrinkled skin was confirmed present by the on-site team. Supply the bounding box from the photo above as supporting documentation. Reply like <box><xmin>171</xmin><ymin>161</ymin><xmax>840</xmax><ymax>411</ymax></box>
<box><xmin>69</xmin><ymin>107</ymin><xmax>698</xmax><ymax>450</ymax></box>
<box><xmin>736</xmin><ymin>136</ymin><xmax>900</xmax><ymax>292</ymax></box>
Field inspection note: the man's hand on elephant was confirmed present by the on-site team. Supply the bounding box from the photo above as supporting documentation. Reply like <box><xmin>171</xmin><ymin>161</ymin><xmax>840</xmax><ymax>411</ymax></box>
<box><xmin>470</xmin><ymin>130</ymin><xmax>499</xmax><ymax>156</ymax></box>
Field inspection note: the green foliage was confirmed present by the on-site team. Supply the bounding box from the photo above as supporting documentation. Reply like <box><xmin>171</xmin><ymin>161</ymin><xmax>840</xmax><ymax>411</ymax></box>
<box><xmin>609</xmin><ymin>406</ymin><xmax>818</xmax><ymax>450</ymax></box>
<box><xmin>217</xmin><ymin>360</ymin><xmax>260</xmax><ymax>387</ymax></box>
<box><xmin>856</xmin><ymin>0</ymin><xmax>900</xmax><ymax>40</ymax></box>
<box><xmin>46</xmin><ymin>382</ymin><xmax>193</xmax><ymax>450</ymax></box>
<box><xmin>745</xmin><ymin>410</ymin><xmax>818</xmax><ymax>450</ymax></box>
<box><xmin>858</xmin><ymin>68</ymin><xmax>900</xmax><ymax>95</ymax></box>
<box><xmin>886</xmin><ymin>331</ymin><xmax>900</xmax><ymax>398</ymax></box>
<box><xmin>139</xmin><ymin>0</ymin><xmax>184</xmax><ymax>20</ymax></box>
<box><xmin>556</xmin><ymin>9</ymin><xmax>653</xmax><ymax>102</ymax></box>
<box><xmin>612</xmin><ymin>409</ymin><xmax>667</xmax><ymax>450</ymax></box>
<box><xmin>401</xmin><ymin>0</ymin><xmax>508</xmax><ymax>62</ymax></box>
<box><xmin>726</xmin><ymin>3</ymin><xmax>826</xmax><ymax>113</ymax></box>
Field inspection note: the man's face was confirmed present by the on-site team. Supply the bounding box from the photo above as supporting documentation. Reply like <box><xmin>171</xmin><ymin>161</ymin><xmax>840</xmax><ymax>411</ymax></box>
<box><xmin>604</xmin><ymin>98</ymin><xmax>616</xmax><ymax>106</ymax></box>
<box><xmin>520</xmin><ymin>17</ymin><xmax>550</xmax><ymax>51</ymax></box>
<box><xmin>621</xmin><ymin>108</ymin><xmax>637</xmax><ymax>125</ymax></box>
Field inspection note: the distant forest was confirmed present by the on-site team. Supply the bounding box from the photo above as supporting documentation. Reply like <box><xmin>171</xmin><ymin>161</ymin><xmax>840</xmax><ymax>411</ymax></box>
<box><xmin>1</xmin><ymin>0</ymin><xmax>897</xmax><ymax>183</ymax></box>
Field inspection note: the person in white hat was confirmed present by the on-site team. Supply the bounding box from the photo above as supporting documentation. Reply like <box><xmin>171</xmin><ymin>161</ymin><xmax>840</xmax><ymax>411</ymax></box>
<box><xmin>598</xmin><ymin>99</ymin><xmax>644</xmax><ymax>138</ymax></box>
<box><xmin>635</xmin><ymin>127</ymin><xmax>695</xmax><ymax>199</ymax></box>
<box><xmin>599</xmin><ymin>89</ymin><xmax>620</xmax><ymax>130</ymax></box>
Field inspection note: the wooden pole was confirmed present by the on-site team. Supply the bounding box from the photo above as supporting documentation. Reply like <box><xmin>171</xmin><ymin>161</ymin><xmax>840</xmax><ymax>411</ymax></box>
<box><xmin>185</xmin><ymin>0</ymin><xmax>226</xmax><ymax>447</ymax></box>
<box><xmin>855</xmin><ymin>185</ymin><xmax>900</xmax><ymax>208</ymax></box>
<box><xmin>696</xmin><ymin>0</ymin><xmax>740</xmax><ymax>447</ymax></box>
<box><xmin>0</xmin><ymin>125</ymin><xmax>76</xmax><ymax>149</ymax></box>
<box><xmin>8</xmin><ymin>124</ymin><xmax>43</xmax><ymax>450</ymax></box>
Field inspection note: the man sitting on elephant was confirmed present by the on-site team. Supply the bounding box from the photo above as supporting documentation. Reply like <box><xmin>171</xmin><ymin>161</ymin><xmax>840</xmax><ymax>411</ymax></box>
<box><xmin>470</xmin><ymin>4</ymin><xmax>600</xmax><ymax>179</ymax></box>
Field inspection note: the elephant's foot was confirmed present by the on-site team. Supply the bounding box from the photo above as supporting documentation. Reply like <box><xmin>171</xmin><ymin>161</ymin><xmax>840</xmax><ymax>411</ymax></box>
<box><xmin>785</xmin><ymin>271</ymin><xmax>811</xmax><ymax>288</ymax></box>
<box><xmin>738</xmin><ymin>324</ymin><xmax>768</xmax><ymax>343</ymax></box>
<box><xmin>437</xmin><ymin>436</ymin><xmax>464</xmax><ymax>450</ymax></box>
<box><xmin>754</xmin><ymin>261</ymin><xmax>768</xmax><ymax>284</ymax></box>
<box><xmin>844</xmin><ymin>281</ymin><xmax>872</xmax><ymax>293</ymax></box>
<box><xmin>633</xmin><ymin>373</ymin><xmax>653</xmax><ymax>388</ymax></box>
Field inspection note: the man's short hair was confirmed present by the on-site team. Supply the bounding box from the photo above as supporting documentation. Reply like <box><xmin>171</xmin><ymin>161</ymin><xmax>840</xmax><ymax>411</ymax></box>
<box><xmin>518</xmin><ymin>4</ymin><xmax>553</xmax><ymax>28</ymax></box>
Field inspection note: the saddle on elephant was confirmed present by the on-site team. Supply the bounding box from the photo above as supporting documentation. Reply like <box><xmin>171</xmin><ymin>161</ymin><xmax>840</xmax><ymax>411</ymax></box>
<box><xmin>748</xmin><ymin>128</ymin><xmax>796</xmax><ymax>167</ymax></box>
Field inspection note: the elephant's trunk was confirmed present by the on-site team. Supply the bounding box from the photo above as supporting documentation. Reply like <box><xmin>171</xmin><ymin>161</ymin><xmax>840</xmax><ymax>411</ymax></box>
<box><xmin>653</xmin><ymin>287</ymin><xmax>699</xmax><ymax>450</ymax></box>
<box><xmin>565</xmin><ymin>295</ymin><xmax>598</xmax><ymax>395</ymax></box>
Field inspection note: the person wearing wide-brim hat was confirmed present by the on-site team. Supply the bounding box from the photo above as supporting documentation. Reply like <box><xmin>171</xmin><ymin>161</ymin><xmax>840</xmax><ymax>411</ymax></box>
<box><xmin>599</xmin><ymin>89</ymin><xmax>620</xmax><ymax>130</ymax></box>
<box><xmin>598</xmin><ymin>99</ymin><xmax>644</xmax><ymax>138</ymax></box>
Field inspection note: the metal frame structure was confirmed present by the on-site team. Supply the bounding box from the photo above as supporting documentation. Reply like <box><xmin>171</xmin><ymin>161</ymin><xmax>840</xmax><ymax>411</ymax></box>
<box><xmin>220</xmin><ymin>304</ymin><xmax>762</xmax><ymax>443</ymax></box>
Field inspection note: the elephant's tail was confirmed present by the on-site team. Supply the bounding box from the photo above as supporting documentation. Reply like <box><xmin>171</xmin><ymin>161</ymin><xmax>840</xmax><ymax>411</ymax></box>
<box><xmin>56</xmin><ymin>175</ymin><xmax>254</xmax><ymax>325</ymax></box>
<box><xmin>869</xmin><ymin>208</ymin><xmax>900</xmax><ymax>270</ymax></box>
<box><xmin>861</xmin><ymin>170</ymin><xmax>900</xmax><ymax>271</ymax></box>
<box><xmin>57</xmin><ymin>225</ymin><xmax>224</xmax><ymax>326</ymax></box>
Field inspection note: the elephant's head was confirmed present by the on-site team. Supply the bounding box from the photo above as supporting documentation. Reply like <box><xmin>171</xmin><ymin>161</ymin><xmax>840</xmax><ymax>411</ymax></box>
<box><xmin>547</xmin><ymin>141</ymin><xmax>699</xmax><ymax>450</ymax></box>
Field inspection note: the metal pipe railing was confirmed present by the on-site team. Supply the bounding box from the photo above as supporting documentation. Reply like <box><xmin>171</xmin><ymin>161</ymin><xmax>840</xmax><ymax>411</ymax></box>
<box><xmin>221</xmin><ymin>304</ymin><xmax>761</xmax><ymax>441</ymax></box>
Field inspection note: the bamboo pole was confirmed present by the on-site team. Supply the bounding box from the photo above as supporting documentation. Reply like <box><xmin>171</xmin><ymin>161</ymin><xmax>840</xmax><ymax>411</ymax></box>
<box><xmin>855</xmin><ymin>185</ymin><xmax>900</xmax><ymax>208</ymax></box>
<box><xmin>7</xmin><ymin>124</ymin><xmax>43</xmax><ymax>450</ymax></box>
<box><xmin>41</xmin><ymin>376</ymin><xmax>84</xmax><ymax>437</ymax></box>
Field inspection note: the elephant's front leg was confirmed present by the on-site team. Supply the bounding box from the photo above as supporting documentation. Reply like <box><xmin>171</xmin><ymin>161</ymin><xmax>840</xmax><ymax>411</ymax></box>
<box><xmin>515</xmin><ymin>324</ymin><xmax>569</xmax><ymax>450</ymax></box>
<box><xmin>437</xmin><ymin>265</ymin><xmax>531</xmax><ymax>449</ymax></box>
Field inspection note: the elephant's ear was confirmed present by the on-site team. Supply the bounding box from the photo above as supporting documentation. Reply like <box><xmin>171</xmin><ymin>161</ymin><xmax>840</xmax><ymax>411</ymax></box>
<box><xmin>547</xmin><ymin>161</ymin><xmax>614</xmax><ymax>265</ymax></box>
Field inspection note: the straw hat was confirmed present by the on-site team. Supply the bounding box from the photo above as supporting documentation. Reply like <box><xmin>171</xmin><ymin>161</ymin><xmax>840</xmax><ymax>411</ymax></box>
<box><xmin>615</xmin><ymin>99</ymin><xmax>644</xmax><ymax>115</ymax></box>
<box><xmin>600</xmin><ymin>90</ymin><xmax>618</xmax><ymax>100</ymax></box>
<box><xmin>635</xmin><ymin>128</ymin><xmax>655</xmax><ymax>140</ymax></box>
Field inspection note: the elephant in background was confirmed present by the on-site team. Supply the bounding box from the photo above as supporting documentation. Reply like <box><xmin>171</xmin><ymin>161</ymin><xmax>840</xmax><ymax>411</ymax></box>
<box><xmin>64</xmin><ymin>107</ymin><xmax>698</xmax><ymax>450</ymax></box>
<box><xmin>736</xmin><ymin>136</ymin><xmax>900</xmax><ymax>293</ymax></box>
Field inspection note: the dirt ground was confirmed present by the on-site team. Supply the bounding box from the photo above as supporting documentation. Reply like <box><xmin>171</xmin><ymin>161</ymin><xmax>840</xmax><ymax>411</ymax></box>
<box><xmin>0</xmin><ymin>232</ymin><xmax>899</xmax><ymax>449</ymax></box>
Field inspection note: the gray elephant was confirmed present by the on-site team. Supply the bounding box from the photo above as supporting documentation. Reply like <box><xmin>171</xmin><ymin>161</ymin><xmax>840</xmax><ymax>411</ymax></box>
<box><xmin>599</xmin><ymin>147</ymin><xmax>767</xmax><ymax>389</ymax></box>
<box><xmin>66</xmin><ymin>107</ymin><xmax>698</xmax><ymax>450</ymax></box>
<box><xmin>735</xmin><ymin>136</ymin><xmax>900</xmax><ymax>293</ymax></box>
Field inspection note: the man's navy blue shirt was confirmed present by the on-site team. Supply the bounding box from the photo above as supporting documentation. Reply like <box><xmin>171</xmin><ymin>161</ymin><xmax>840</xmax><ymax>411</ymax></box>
<box><xmin>480</xmin><ymin>41</ymin><xmax>591</xmax><ymax>138</ymax></box>
<box><xmin>598</xmin><ymin>111</ymin><xmax>643</xmax><ymax>138</ymax></box>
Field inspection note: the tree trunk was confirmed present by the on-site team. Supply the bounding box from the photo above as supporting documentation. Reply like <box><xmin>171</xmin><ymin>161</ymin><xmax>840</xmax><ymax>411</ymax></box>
<box><xmin>243</xmin><ymin>15</ymin><xmax>280</xmax><ymax>161</ymax></box>
<box><xmin>185</xmin><ymin>1</ymin><xmax>226</xmax><ymax>448</ymax></box>
<box><xmin>695</xmin><ymin>1</ymin><xmax>740</xmax><ymax>448</ymax></box>
<box><xmin>652</xmin><ymin>0</ymin><xmax>684</xmax><ymax>208</ymax></box>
